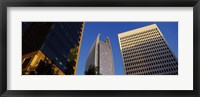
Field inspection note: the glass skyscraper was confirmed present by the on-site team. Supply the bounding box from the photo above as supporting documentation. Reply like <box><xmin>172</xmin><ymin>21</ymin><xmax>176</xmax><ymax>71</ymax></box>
<box><xmin>85</xmin><ymin>34</ymin><xmax>114</xmax><ymax>75</ymax></box>
<box><xmin>22</xmin><ymin>22</ymin><xmax>84</xmax><ymax>75</ymax></box>
<box><xmin>118</xmin><ymin>24</ymin><xmax>178</xmax><ymax>75</ymax></box>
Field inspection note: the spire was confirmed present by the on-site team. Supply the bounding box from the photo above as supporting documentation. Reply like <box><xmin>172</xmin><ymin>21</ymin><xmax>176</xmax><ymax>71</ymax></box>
<box><xmin>96</xmin><ymin>33</ymin><xmax>100</xmax><ymax>42</ymax></box>
<box><xmin>104</xmin><ymin>37</ymin><xmax>112</xmax><ymax>49</ymax></box>
<box><xmin>104</xmin><ymin>37</ymin><xmax>109</xmax><ymax>44</ymax></box>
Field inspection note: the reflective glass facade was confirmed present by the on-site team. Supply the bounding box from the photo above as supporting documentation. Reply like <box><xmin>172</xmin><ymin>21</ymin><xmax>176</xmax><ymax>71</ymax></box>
<box><xmin>22</xmin><ymin>22</ymin><xmax>84</xmax><ymax>75</ymax></box>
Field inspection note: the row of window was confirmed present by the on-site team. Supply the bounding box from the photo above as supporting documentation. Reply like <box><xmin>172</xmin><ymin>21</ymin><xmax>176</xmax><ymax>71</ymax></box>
<box><xmin>121</xmin><ymin>36</ymin><xmax>161</xmax><ymax>48</ymax></box>
<box><xmin>122</xmin><ymin>41</ymin><xmax>166</xmax><ymax>55</ymax></box>
<box><xmin>123</xmin><ymin>47</ymin><xmax>171</xmax><ymax>60</ymax></box>
<box><xmin>120</xmin><ymin>28</ymin><xmax>158</xmax><ymax>41</ymax></box>
<box><xmin>124</xmin><ymin>55</ymin><xmax>177</xmax><ymax>66</ymax></box>
<box><xmin>125</xmin><ymin>58</ymin><xmax>177</xmax><ymax>68</ymax></box>
<box><xmin>121</xmin><ymin>37</ymin><xmax>164</xmax><ymax>51</ymax></box>
<box><xmin>123</xmin><ymin>49</ymin><xmax>172</xmax><ymax>60</ymax></box>
<box><xmin>124</xmin><ymin>49</ymin><xmax>169</xmax><ymax>60</ymax></box>
<box><xmin>121</xmin><ymin>37</ymin><xmax>164</xmax><ymax>49</ymax></box>
<box><xmin>123</xmin><ymin>47</ymin><xmax>169</xmax><ymax>59</ymax></box>
<box><xmin>127</xmin><ymin>70</ymin><xmax>178</xmax><ymax>75</ymax></box>
<box><xmin>124</xmin><ymin>52</ymin><xmax>173</xmax><ymax>63</ymax></box>
<box><xmin>125</xmin><ymin>63</ymin><xmax>178</xmax><ymax>71</ymax></box>
<box><xmin>123</xmin><ymin>51</ymin><xmax>174</xmax><ymax>63</ymax></box>
<box><xmin>139</xmin><ymin>72</ymin><xmax>178</xmax><ymax>75</ymax></box>
<box><xmin>120</xmin><ymin>31</ymin><xmax>160</xmax><ymax>44</ymax></box>
<box><xmin>120</xmin><ymin>31</ymin><xmax>160</xmax><ymax>45</ymax></box>
<box><xmin>122</xmin><ymin>43</ymin><xmax>167</xmax><ymax>57</ymax></box>
<box><xmin>121</xmin><ymin>36</ymin><xmax>163</xmax><ymax>48</ymax></box>
<box><xmin>120</xmin><ymin>33</ymin><xmax>160</xmax><ymax>44</ymax></box>
<box><xmin>126</xmin><ymin>67</ymin><xmax>178</xmax><ymax>75</ymax></box>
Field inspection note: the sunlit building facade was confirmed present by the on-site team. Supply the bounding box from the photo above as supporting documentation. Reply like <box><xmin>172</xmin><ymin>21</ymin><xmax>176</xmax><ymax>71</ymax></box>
<box><xmin>22</xmin><ymin>22</ymin><xmax>84</xmax><ymax>75</ymax></box>
<box><xmin>85</xmin><ymin>34</ymin><xmax>114</xmax><ymax>75</ymax></box>
<box><xmin>118</xmin><ymin>24</ymin><xmax>178</xmax><ymax>75</ymax></box>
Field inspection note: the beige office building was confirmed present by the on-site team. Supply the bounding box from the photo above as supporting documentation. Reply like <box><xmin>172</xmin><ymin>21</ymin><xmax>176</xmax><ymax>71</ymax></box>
<box><xmin>118</xmin><ymin>24</ymin><xmax>178</xmax><ymax>75</ymax></box>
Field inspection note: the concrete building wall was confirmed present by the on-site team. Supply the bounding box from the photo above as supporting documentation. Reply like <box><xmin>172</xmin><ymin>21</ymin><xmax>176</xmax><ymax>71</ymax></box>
<box><xmin>118</xmin><ymin>24</ymin><xmax>178</xmax><ymax>75</ymax></box>
<box><xmin>99</xmin><ymin>41</ymin><xmax>114</xmax><ymax>75</ymax></box>
<box><xmin>85</xmin><ymin>34</ymin><xmax>114</xmax><ymax>75</ymax></box>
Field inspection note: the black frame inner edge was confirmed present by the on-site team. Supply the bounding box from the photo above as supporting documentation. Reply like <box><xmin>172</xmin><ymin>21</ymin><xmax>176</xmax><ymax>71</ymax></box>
<box><xmin>0</xmin><ymin>0</ymin><xmax>200</xmax><ymax>97</ymax></box>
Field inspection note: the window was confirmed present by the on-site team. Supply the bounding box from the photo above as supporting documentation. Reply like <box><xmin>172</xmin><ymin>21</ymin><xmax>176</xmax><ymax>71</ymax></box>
<box><xmin>22</xmin><ymin>57</ymin><xmax>32</xmax><ymax>69</ymax></box>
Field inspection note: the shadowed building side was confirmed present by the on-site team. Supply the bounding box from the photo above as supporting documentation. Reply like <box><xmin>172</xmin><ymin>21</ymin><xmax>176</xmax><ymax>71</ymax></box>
<box><xmin>84</xmin><ymin>34</ymin><xmax>99</xmax><ymax>75</ymax></box>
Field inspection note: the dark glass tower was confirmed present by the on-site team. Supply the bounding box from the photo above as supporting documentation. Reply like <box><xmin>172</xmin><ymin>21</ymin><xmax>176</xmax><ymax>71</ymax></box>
<box><xmin>22</xmin><ymin>22</ymin><xmax>84</xmax><ymax>75</ymax></box>
<box><xmin>85</xmin><ymin>34</ymin><xmax>114</xmax><ymax>75</ymax></box>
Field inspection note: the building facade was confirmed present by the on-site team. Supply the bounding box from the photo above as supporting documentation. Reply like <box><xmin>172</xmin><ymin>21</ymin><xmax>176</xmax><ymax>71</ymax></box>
<box><xmin>118</xmin><ymin>24</ymin><xmax>178</xmax><ymax>75</ymax></box>
<box><xmin>22</xmin><ymin>22</ymin><xmax>84</xmax><ymax>75</ymax></box>
<box><xmin>85</xmin><ymin>34</ymin><xmax>114</xmax><ymax>75</ymax></box>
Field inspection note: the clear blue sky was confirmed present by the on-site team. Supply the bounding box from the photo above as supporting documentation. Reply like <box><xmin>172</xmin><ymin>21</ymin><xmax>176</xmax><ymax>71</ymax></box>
<box><xmin>76</xmin><ymin>22</ymin><xmax>178</xmax><ymax>75</ymax></box>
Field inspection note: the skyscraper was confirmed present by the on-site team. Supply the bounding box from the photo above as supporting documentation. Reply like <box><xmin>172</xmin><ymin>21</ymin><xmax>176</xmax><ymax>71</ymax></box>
<box><xmin>22</xmin><ymin>22</ymin><xmax>84</xmax><ymax>75</ymax></box>
<box><xmin>118</xmin><ymin>24</ymin><xmax>178</xmax><ymax>75</ymax></box>
<box><xmin>85</xmin><ymin>34</ymin><xmax>114</xmax><ymax>75</ymax></box>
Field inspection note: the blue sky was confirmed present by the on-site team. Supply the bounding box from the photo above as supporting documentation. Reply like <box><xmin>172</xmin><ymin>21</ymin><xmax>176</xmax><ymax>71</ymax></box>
<box><xmin>76</xmin><ymin>22</ymin><xmax>178</xmax><ymax>75</ymax></box>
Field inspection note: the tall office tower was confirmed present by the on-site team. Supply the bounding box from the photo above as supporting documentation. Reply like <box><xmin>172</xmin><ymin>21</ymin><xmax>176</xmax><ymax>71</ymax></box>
<box><xmin>118</xmin><ymin>24</ymin><xmax>178</xmax><ymax>75</ymax></box>
<box><xmin>85</xmin><ymin>34</ymin><xmax>114</xmax><ymax>75</ymax></box>
<box><xmin>22</xmin><ymin>22</ymin><xmax>84</xmax><ymax>75</ymax></box>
